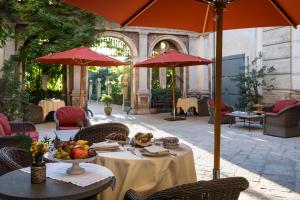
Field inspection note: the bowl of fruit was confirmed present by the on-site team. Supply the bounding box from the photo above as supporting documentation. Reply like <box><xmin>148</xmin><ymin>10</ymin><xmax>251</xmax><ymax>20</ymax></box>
<box><xmin>44</xmin><ymin>140</ymin><xmax>97</xmax><ymax>175</ymax></box>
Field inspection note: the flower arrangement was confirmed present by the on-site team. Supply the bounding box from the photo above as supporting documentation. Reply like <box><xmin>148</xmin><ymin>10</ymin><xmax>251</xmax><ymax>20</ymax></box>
<box><xmin>30</xmin><ymin>141</ymin><xmax>48</xmax><ymax>167</ymax></box>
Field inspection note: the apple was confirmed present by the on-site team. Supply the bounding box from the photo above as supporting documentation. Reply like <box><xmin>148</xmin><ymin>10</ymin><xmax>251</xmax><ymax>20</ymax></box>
<box><xmin>70</xmin><ymin>146</ymin><xmax>89</xmax><ymax>159</ymax></box>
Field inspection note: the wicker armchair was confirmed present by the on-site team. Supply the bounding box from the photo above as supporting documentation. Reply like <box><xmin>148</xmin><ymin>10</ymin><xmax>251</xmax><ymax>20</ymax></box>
<box><xmin>74</xmin><ymin>123</ymin><xmax>130</xmax><ymax>145</ymax></box>
<box><xmin>263</xmin><ymin>104</ymin><xmax>300</xmax><ymax>138</ymax></box>
<box><xmin>0</xmin><ymin>147</ymin><xmax>32</xmax><ymax>176</ymax></box>
<box><xmin>124</xmin><ymin>177</ymin><xmax>249</xmax><ymax>200</ymax></box>
<box><xmin>207</xmin><ymin>100</ymin><xmax>235</xmax><ymax>124</ymax></box>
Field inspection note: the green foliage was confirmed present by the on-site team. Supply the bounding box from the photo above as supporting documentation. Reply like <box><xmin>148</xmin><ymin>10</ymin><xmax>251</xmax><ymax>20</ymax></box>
<box><xmin>151</xmin><ymin>88</ymin><xmax>181</xmax><ymax>107</ymax></box>
<box><xmin>232</xmin><ymin>55</ymin><xmax>276</xmax><ymax>110</ymax></box>
<box><xmin>109</xmin><ymin>66</ymin><xmax>130</xmax><ymax>94</ymax></box>
<box><xmin>16</xmin><ymin>133</ymin><xmax>33</xmax><ymax>151</ymax></box>
<box><xmin>111</xmin><ymin>93</ymin><xmax>123</xmax><ymax>105</ymax></box>
<box><xmin>0</xmin><ymin>1</ymin><xmax>15</xmax><ymax>47</ymax></box>
<box><xmin>0</xmin><ymin>55</ymin><xmax>23</xmax><ymax>119</ymax></box>
<box><xmin>100</xmin><ymin>94</ymin><xmax>113</xmax><ymax>106</ymax></box>
<box><xmin>24</xmin><ymin>89</ymin><xmax>62</xmax><ymax>104</ymax></box>
<box><xmin>5</xmin><ymin>0</ymin><xmax>101</xmax><ymax>93</ymax></box>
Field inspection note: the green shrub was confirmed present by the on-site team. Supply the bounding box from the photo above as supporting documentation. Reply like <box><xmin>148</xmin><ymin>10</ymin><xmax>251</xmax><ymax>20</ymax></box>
<box><xmin>151</xmin><ymin>88</ymin><xmax>181</xmax><ymax>107</ymax></box>
<box><xmin>112</xmin><ymin>93</ymin><xmax>123</xmax><ymax>105</ymax></box>
<box><xmin>100</xmin><ymin>94</ymin><xmax>113</xmax><ymax>106</ymax></box>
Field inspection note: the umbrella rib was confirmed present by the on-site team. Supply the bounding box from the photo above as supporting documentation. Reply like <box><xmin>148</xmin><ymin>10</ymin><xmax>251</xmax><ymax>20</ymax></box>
<box><xmin>267</xmin><ymin>0</ymin><xmax>297</xmax><ymax>28</ymax></box>
<box><xmin>203</xmin><ymin>4</ymin><xmax>210</xmax><ymax>33</ymax></box>
<box><xmin>121</xmin><ymin>0</ymin><xmax>158</xmax><ymax>27</ymax></box>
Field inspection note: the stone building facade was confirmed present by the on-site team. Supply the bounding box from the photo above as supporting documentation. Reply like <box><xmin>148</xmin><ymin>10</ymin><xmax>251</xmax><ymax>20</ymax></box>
<box><xmin>65</xmin><ymin>22</ymin><xmax>210</xmax><ymax>114</ymax></box>
<box><xmin>1</xmin><ymin>21</ymin><xmax>300</xmax><ymax>112</ymax></box>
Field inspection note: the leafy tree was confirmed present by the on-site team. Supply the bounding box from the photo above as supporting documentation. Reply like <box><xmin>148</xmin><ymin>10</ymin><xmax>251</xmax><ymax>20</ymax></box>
<box><xmin>6</xmin><ymin>0</ymin><xmax>102</xmax><ymax>93</ymax></box>
<box><xmin>232</xmin><ymin>55</ymin><xmax>276</xmax><ymax>111</ymax></box>
<box><xmin>0</xmin><ymin>55</ymin><xmax>23</xmax><ymax>119</ymax></box>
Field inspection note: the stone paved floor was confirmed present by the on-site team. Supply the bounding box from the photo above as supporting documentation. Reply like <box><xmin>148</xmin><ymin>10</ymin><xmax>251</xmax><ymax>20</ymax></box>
<box><xmin>37</xmin><ymin>102</ymin><xmax>300</xmax><ymax>200</ymax></box>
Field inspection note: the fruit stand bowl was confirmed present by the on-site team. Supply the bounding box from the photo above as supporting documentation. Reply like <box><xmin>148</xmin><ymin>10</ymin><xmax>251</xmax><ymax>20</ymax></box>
<box><xmin>44</xmin><ymin>152</ymin><xmax>97</xmax><ymax>175</ymax></box>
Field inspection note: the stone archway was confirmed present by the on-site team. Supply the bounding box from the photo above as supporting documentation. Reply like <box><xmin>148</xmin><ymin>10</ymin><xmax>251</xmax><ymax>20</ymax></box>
<box><xmin>148</xmin><ymin>35</ymin><xmax>189</xmax><ymax>98</ymax></box>
<box><xmin>98</xmin><ymin>31</ymin><xmax>139</xmax><ymax>109</ymax></box>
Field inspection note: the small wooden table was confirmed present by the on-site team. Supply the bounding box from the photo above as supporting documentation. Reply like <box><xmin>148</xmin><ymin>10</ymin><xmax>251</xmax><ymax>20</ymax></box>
<box><xmin>0</xmin><ymin>170</ymin><xmax>114</xmax><ymax>200</ymax></box>
<box><xmin>226</xmin><ymin>111</ymin><xmax>264</xmax><ymax>131</ymax></box>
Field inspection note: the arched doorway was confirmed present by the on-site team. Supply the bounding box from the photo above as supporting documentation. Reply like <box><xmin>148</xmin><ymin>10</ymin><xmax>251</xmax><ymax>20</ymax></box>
<box><xmin>149</xmin><ymin>38</ymin><xmax>188</xmax><ymax>112</ymax></box>
<box><xmin>89</xmin><ymin>36</ymin><xmax>134</xmax><ymax>110</ymax></box>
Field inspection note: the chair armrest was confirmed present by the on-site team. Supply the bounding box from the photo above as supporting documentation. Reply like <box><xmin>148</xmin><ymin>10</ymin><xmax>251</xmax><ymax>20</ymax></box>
<box><xmin>225</xmin><ymin>105</ymin><xmax>234</xmax><ymax>112</ymax></box>
<box><xmin>262</xmin><ymin>105</ymin><xmax>274</xmax><ymax>112</ymax></box>
<box><xmin>9</xmin><ymin>122</ymin><xmax>36</xmax><ymax>132</ymax></box>
<box><xmin>124</xmin><ymin>189</ymin><xmax>144</xmax><ymax>200</ymax></box>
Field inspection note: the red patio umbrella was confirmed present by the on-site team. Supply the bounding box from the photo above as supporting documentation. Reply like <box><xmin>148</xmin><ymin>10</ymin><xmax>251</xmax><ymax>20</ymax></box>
<box><xmin>37</xmin><ymin>46</ymin><xmax>126</xmax><ymax>108</ymax></box>
<box><xmin>134</xmin><ymin>50</ymin><xmax>212</xmax><ymax>120</ymax></box>
<box><xmin>64</xmin><ymin>0</ymin><xmax>300</xmax><ymax>179</ymax></box>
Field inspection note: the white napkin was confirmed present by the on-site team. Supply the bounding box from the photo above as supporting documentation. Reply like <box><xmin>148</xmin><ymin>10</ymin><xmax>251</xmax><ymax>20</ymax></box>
<box><xmin>21</xmin><ymin>163</ymin><xmax>115</xmax><ymax>188</ymax></box>
<box><xmin>92</xmin><ymin>141</ymin><xmax>120</xmax><ymax>149</ymax></box>
<box><xmin>144</xmin><ymin>146</ymin><xmax>169</xmax><ymax>154</ymax></box>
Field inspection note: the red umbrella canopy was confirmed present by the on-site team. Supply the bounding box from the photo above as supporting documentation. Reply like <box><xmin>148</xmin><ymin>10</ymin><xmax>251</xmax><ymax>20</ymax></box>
<box><xmin>134</xmin><ymin>50</ymin><xmax>212</xmax><ymax>68</ymax></box>
<box><xmin>37</xmin><ymin>46</ymin><xmax>126</xmax><ymax>66</ymax></box>
<box><xmin>64</xmin><ymin>0</ymin><xmax>300</xmax><ymax>33</ymax></box>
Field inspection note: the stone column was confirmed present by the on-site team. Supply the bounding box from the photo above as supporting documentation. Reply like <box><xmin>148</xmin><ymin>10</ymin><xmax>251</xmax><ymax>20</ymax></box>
<box><xmin>159</xmin><ymin>68</ymin><xmax>167</xmax><ymax>88</ymax></box>
<box><xmin>96</xmin><ymin>78</ymin><xmax>102</xmax><ymax>103</ymax></box>
<box><xmin>136</xmin><ymin>32</ymin><xmax>150</xmax><ymax>114</ymax></box>
<box><xmin>71</xmin><ymin>65</ymin><xmax>86</xmax><ymax>107</ymax></box>
<box><xmin>88</xmin><ymin>80</ymin><xmax>93</xmax><ymax>102</ymax></box>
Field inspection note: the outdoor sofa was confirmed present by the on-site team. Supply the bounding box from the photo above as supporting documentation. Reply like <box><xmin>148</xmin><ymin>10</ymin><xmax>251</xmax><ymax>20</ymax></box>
<box><xmin>263</xmin><ymin>100</ymin><xmax>300</xmax><ymax>138</ymax></box>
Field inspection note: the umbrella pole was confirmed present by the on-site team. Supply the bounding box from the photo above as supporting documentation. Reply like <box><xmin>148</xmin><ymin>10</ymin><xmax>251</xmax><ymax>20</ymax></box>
<box><xmin>213</xmin><ymin>2</ymin><xmax>225</xmax><ymax>180</ymax></box>
<box><xmin>172</xmin><ymin>67</ymin><xmax>176</xmax><ymax>119</ymax></box>
<box><xmin>79</xmin><ymin>66</ymin><xmax>84</xmax><ymax>108</ymax></box>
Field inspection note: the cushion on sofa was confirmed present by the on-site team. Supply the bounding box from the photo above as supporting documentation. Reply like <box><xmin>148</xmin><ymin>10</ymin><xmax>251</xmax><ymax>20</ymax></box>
<box><xmin>272</xmin><ymin>100</ymin><xmax>297</xmax><ymax>113</ymax></box>
<box><xmin>208</xmin><ymin>99</ymin><xmax>226</xmax><ymax>111</ymax></box>
<box><xmin>56</xmin><ymin>106</ymin><xmax>86</xmax><ymax>127</ymax></box>
<box><xmin>0</xmin><ymin>124</ymin><xmax>5</xmax><ymax>136</ymax></box>
<box><xmin>0</xmin><ymin>113</ymin><xmax>12</xmax><ymax>135</ymax></box>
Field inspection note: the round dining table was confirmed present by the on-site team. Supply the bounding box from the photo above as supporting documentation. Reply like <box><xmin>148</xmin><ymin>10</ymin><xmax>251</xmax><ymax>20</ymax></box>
<box><xmin>96</xmin><ymin>143</ymin><xmax>197</xmax><ymax>200</ymax></box>
<box><xmin>0</xmin><ymin>170</ymin><xmax>114</xmax><ymax>200</ymax></box>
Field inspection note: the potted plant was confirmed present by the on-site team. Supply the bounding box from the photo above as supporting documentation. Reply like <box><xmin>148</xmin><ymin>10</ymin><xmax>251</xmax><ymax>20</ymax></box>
<box><xmin>100</xmin><ymin>94</ymin><xmax>113</xmax><ymax>115</ymax></box>
<box><xmin>30</xmin><ymin>141</ymin><xmax>48</xmax><ymax>184</ymax></box>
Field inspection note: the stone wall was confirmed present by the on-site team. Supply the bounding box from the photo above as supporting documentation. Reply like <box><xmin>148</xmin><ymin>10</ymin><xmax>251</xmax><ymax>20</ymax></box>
<box><xmin>262</xmin><ymin>27</ymin><xmax>297</xmax><ymax>104</ymax></box>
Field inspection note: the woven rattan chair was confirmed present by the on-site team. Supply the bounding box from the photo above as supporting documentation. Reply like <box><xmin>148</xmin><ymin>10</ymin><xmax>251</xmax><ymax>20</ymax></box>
<box><xmin>74</xmin><ymin>123</ymin><xmax>130</xmax><ymax>145</ymax></box>
<box><xmin>123</xmin><ymin>177</ymin><xmax>249</xmax><ymax>200</ymax></box>
<box><xmin>263</xmin><ymin>104</ymin><xmax>300</xmax><ymax>137</ymax></box>
<box><xmin>0</xmin><ymin>147</ymin><xmax>32</xmax><ymax>176</ymax></box>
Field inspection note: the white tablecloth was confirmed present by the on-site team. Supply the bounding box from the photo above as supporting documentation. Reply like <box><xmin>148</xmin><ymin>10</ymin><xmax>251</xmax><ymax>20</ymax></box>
<box><xmin>176</xmin><ymin>98</ymin><xmax>198</xmax><ymax>113</ymax></box>
<box><xmin>39</xmin><ymin>99</ymin><xmax>65</xmax><ymax>119</ymax></box>
<box><xmin>96</xmin><ymin>144</ymin><xmax>197</xmax><ymax>200</ymax></box>
<box><xmin>21</xmin><ymin>163</ymin><xmax>115</xmax><ymax>187</ymax></box>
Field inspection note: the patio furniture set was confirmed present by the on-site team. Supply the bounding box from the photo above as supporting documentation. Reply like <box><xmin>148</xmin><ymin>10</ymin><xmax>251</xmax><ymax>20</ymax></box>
<box><xmin>0</xmin><ymin>106</ymin><xmax>249</xmax><ymax>199</ymax></box>
<box><xmin>206</xmin><ymin>99</ymin><xmax>300</xmax><ymax>137</ymax></box>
